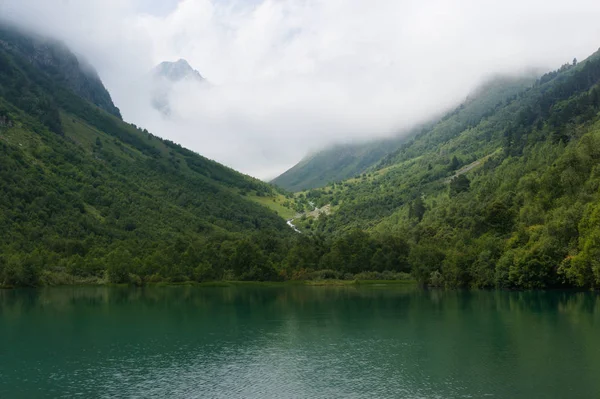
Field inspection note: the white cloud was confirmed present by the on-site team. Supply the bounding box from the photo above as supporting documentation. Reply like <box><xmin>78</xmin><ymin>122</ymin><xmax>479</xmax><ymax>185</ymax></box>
<box><xmin>2</xmin><ymin>0</ymin><xmax>600</xmax><ymax>179</ymax></box>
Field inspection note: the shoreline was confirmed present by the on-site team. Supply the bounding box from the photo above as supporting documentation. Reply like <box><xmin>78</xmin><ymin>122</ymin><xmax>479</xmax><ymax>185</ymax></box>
<box><xmin>0</xmin><ymin>279</ymin><xmax>417</xmax><ymax>290</ymax></box>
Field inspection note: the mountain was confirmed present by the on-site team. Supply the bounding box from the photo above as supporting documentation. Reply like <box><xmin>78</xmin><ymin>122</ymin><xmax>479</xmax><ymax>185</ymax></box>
<box><xmin>271</xmin><ymin>137</ymin><xmax>405</xmax><ymax>192</ymax></box>
<box><xmin>293</xmin><ymin>52</ymin><xmax>600</xmax><ymax>289</ymax></box>
<box><xmin>0</xmin><ymin>26</ymin><xmax>298</xmax><ymax>286</ymax></box>
<box><xmin>0</xmin><ymin>24</ymin><xmax>121</xmax><ymax>118</ymax></box>
<box><xmin>151</xmin><ymin>59</ymin><xmax>206</xmax><ymax>116</ymax></box>
<box><xmin>154</xmin><ymin>59</ymin><xmax>206</xmax><ymax>82</ymax></box>
<box><xmin>4</xmin><ymin>23</ymin><xmax>600</xmax><ymax>291</ymax></box>
<box><xmin>272</xmin><ymin>75</ymin><xmax>538</xmax><ymax>192</ymax></box>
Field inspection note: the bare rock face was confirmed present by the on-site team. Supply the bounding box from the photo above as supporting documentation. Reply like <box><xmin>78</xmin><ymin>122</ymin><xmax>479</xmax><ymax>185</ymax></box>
<box><xmin>0</xmin><ymin>24</ymin><xmax>122</xmax><ymax>119</ymax></box>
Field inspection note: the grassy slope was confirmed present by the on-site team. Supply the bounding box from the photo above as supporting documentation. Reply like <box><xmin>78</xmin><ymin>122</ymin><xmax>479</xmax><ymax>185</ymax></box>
<box><xmin>247</xmin><ymin>194</ymin><xmax>297</xmax><ymax>220</ymax></box>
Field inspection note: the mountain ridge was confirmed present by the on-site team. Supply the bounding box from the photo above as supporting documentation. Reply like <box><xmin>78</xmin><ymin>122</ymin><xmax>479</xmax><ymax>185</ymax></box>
<box><xmin>272</xmin><ymin>74</ymin><xmax>538</xmax><ymax>192</ymax></box>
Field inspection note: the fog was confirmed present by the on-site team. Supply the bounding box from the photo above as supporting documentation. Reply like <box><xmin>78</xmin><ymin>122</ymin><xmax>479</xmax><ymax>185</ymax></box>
<box><xmin>2</xmin><ymin>0</ymin><xmax>600</xmax><ymax>179</ymax></box>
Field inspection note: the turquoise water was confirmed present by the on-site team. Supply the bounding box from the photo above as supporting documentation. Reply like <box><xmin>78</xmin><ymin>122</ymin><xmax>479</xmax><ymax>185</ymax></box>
<box><xmin>1</xmin><ymin>285</ymin><xmax>599</xmax><ymax>398</ymax></box>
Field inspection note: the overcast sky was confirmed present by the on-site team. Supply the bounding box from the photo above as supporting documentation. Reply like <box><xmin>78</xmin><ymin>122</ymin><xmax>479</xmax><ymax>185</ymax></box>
<box><xmin>2</xmin><ymin>0</ymin><xmax>600</xmax><ymax>179</ymax></box>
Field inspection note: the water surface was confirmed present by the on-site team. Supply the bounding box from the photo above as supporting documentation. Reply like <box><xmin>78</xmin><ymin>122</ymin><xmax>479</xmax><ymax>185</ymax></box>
<box><xmin>1</xmin><ymin>285</ymin><xmax>599</xmax><ymax>398</ymax></box>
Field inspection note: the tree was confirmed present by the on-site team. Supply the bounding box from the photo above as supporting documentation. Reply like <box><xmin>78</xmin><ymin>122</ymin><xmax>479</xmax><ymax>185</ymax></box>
<box><xmin>409</xmin><ymin>197</ymin><xmax>426</xmax><ymax>222</ymax></box>
<box><xmin>231</xmin><ymin>240</ymin><xmax>267</xmax><ymax>280</ymax></box>
<box><xmin>106</xmin><ymin>248</ymin><xmax>132</xmax><ymax>283</ymax></box>
<box><xmin>409</xmin><ymin>244</ymin><xmax>446</xmax><ymax>285</ymax></box>
<box><xmin>449</xmin><ymin>175</ymin><xmax>470</xmax><ymax>197</ymax></box>
<box><xmin>449</xmin><ymin>156</ymin><xmax>460</xmax><ymax>171</ymax></box>
<box><xmin>1</xmin><ymin>252</ymin><xmax>42</xmax><ymax>287</ymax></box>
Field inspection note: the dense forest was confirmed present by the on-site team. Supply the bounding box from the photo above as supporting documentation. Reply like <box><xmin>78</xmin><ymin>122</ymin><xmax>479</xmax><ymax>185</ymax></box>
<box><xmin>2</xmin><ymin>23</ymin><xmax>600</xmax><ymax>290</ymax></box>
<box><xmin>293</xmin><ymin>53</ymin><xmax>600</xmax><ymax>289</ymax></box>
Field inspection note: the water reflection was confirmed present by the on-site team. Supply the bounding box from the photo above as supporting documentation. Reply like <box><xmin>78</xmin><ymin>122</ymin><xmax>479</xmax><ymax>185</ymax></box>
<box><xmin>0</xmin><ymin>286</ymin><xmax>599</xmax><ymax>398</ymax></box>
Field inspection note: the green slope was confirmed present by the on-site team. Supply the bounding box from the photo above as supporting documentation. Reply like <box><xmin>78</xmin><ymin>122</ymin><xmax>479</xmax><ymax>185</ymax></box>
<box><xmin>297</xmin><ymin>53</ymin><xmax>600</xmax><ymax>289</ymax></box>
<box><xmin>272</xmin><ymin>75</ymin><xmax>537</xmax><ymax>192</ymax></box>
<box><xmin>271</xmin><ymin>137</ymin><xmax>403</xmax><ymax>192</ymax></box>
<box><xmin>0</xmin><ymin>23</ymin><xmax>122</xmax><ymax>118</ymax></box>
<box><xmin>0</xmin><ymin>26</ymin><xmax>299</xmax><ymax>286</ymax></box>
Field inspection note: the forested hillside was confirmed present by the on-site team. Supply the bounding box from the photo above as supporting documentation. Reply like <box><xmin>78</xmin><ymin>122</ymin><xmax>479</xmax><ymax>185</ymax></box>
<box><xmin>0</xmin><ymin>25</ymin><xmax>300</xmax><ymax>286</ymax></box>
<box><xmin>293</xmin><ymin>52</ymin><xmax>600</xmax><ymax>289</ymax></box>
<box><xmin>272</xmin><ymin>75</ymin><xmax>537</xmax><ymax>192</ymax></box>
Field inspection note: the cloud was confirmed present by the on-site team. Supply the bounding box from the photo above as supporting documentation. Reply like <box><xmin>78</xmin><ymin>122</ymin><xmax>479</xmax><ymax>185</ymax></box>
<box><xmin>2</xmin><ymin>0</ymin><xmax>600</xmax><ymax>179</ymax></box>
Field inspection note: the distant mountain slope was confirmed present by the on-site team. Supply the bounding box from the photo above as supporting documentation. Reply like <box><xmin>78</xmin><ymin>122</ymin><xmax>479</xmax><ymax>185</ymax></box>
<box><xmin>0</xmin><ymin>26</ymin><xmax>295</xmax><ymax>286</ymax></box>
<box><xmin>271</xmin><ymin>137</ymin><xmax>403</xmax><ymax>192</ymax></box>
<box><xmin>0</xmin><ymin>23</ymin><xmax>121</xmax><ymax>118</ymax></box>
<box><xmin>272</xmin><ymin>75</ymin><xmax>537</xmax><ymax>192</ymax></box>
<box><xmin>297</xmin><ymin>51</ymin><xmax>600</xmax><ymax>289</ymax></box>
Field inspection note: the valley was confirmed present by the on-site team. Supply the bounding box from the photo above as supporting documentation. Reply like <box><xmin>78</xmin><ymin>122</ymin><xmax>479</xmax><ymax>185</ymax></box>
<box><xmin>3</xmin><ymin>3</ymin><xmax>600</xmax><ymax>399</ymax></box>
<box><xmin>1</xmin><ymin>22</ymin><xmax>600</xmax><ymax>290</ymax></box>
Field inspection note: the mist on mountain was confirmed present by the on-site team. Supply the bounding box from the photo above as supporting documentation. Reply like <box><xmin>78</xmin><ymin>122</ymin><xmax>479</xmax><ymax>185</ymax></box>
<box><xmin>151</xmin><ymin>59</ymin><xmax>207</xmax><ymax>116</ymax></box>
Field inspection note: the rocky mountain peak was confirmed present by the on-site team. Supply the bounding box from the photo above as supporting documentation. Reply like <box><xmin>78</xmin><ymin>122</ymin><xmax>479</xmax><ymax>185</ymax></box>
<box><xmin>153</xmin><ymin>59</ymin><xmax>205</xmax><ymax>83</ymax></box>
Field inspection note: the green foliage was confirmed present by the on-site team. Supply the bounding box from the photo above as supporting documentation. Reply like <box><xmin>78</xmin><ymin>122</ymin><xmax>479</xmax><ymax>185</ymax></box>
<box><xmin>449</xmin><ymin>175</ymin><xmax>470</xmax><ymax>197</ymax></box>
<box><xmin>408</xmin><ymin>197</ymin><xmax>426</xmax><ymax>221</ymax></box>
<box><xmin>106</xmin><ymin>249</ymin><xmax>133</xmax><ymax>284</ymax></box>
<box><xmin>560</xmin><ymin>201</ymin><xmax>600</xmax><ymax>287</ymax></box>
<box><xmin>409</xmin><ymin>244</ymin><xmax>445</xmax><ymax>285</ymax></box>
<box><xmin>0</xmin><ymin>251</ymin><xmax>43</xmax><ymax>287</ymax></box>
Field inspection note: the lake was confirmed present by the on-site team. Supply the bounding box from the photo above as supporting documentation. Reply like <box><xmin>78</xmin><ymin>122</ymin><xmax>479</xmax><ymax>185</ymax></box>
<box><xmin>1</xmin><ymin>285</ymin><xmax>599</xmax><ymax>398</ymax></box>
